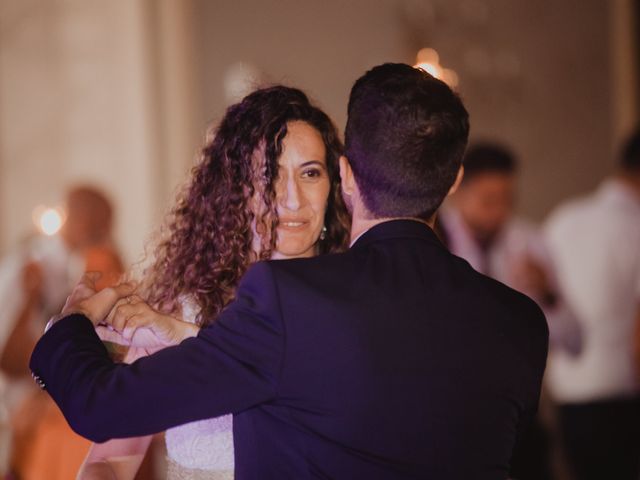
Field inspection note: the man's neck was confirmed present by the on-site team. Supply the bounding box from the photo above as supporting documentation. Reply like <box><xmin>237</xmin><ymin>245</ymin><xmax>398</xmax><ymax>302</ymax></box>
<box><xmin>349</xmin><ymin>215</ymin><xmax>435</xmax><ymax>246</ymax></box>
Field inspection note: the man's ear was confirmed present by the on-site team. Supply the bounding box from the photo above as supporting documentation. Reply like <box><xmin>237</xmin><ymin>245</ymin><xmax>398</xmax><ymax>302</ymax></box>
<box><xmin>447</xmin><ymin>165</ymin><xmax>464</xmax><ymax>197</ymax></box>
<box><xmin>339</xmin><ymin>156</ymin><xmax>355</xmax><ymax>196</ymax></box>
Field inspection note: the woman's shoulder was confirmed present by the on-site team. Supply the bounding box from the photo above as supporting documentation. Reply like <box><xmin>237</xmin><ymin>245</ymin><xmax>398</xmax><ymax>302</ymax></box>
<box><xmin>177</xmin><ymin>295</ymin><xmax>200</xmax><ymax>325</ymax></box>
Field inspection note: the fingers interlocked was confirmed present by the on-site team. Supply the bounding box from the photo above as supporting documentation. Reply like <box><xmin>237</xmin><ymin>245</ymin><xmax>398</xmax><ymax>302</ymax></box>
<box><xmin>106</xmin><ymin>295</ymin><xmax>155</xmax><ymax>341</ymax></box>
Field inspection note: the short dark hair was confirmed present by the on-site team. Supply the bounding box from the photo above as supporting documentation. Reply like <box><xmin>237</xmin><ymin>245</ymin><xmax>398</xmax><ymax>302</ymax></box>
<box><xmin>462</xmin><ymin>143</ymin><xmax>517</xmax><ymax>183</ymax></box>
<box><xmin>345</xmin><ymin>63</ymin><xmax>469</xmax><ymax>219</ymax></box>
<box><xmin>621</xmin><ymin>128</ymin><xmax>640</xmax><ymax>172</ymax></box>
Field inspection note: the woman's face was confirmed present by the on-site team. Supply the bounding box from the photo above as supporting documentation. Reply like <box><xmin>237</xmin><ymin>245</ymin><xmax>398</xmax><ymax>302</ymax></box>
<box><xmin>254</xmin><ymin>121</ymin><xmax>330</xmax><ymax>260</ymax></box>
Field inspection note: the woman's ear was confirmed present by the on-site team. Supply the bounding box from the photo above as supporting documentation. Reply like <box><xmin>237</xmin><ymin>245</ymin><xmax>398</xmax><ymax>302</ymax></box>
<box><xmin>447</xmin><ymin>165</ymin><xmax>465</xmax><ymax>197</ymax></box>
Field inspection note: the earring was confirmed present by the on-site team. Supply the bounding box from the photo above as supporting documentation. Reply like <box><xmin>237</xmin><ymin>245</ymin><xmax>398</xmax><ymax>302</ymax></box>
<box><xmin>320</xmin><ymin>225</ymin><xmax>327</xmax><ymax>241</ymax></box>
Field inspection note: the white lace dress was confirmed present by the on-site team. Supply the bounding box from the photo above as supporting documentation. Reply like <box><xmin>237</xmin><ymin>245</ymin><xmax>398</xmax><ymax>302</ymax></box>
<box><xmin>165</xmin><ymin>300</ymin><xmax>235</xmax><ymax>480</ymax></box>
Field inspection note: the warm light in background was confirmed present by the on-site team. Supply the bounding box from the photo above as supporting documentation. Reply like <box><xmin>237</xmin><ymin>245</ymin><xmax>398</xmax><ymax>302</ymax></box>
<box><xmin>32</xmin><ymin>206</ymin><xmax>65</xmax><ymax>236</ymax></box>
<box><xmin>223</xmin><ymin>62</ymin><xmax>264</xmax><ymax>103</ymax></box>
<box><xmin>414</xmin><ymin>47</ymin><xmax>459</xmax><ymax>89</ymax></box>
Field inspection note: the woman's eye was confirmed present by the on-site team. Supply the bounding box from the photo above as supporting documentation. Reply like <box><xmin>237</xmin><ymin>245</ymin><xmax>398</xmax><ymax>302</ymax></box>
<box><xmin>302</xmin><ymin>168</ymin><xmax>323</xmax><ymax>179</ymax></box>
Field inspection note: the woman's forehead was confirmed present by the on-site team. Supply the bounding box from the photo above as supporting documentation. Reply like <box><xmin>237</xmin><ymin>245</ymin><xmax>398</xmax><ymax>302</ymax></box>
<box><xmin>280</xmin><ymin>121</ymin><xmax>326</xmax><ymax>164</ymax></box>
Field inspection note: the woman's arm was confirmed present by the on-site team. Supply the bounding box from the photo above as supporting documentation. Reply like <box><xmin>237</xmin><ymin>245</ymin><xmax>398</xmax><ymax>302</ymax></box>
<box><xmin>78</xmin><ymin>302</ymin><xmax>199</xmax><ymax>478</ymax></box>
<box><xmin>77</xmin><ymin>346</ymin><xmax>156</xmax><ymax>480</ymax></box>
<box><xmin>77</xmin><ymin>435</ymin><xmax>153</xmax><ymax>480</ymax></box>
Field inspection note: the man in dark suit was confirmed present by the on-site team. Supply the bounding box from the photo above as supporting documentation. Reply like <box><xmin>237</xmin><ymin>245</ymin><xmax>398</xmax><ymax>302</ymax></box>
<box><xmin>30</xmin><ymin>63</ymin><xmax>548</xmax><ymax>479</ymax></box>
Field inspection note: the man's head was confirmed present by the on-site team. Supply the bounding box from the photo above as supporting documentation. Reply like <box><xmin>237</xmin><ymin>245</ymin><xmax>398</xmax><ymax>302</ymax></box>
<box><xmin>453</xmin><ymin>143</ymin><xmax>517</xmax><ymax>244</ymax></box>
<box><xmin>340</xmin><ymin>63</ymin><xmax>469</xmax><ymax>222</ymax></box>
<box><xmin>61</xmin><ymin>186</ymin><xmax>114</xmax><ymax>250</ymax></box>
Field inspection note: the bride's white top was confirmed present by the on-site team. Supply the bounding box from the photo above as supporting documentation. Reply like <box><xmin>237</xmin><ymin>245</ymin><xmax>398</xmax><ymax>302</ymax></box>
<box><xmin>164</xmin><ymin>299</ymin><xmax>235</xmax><ymax>472</ymax></box>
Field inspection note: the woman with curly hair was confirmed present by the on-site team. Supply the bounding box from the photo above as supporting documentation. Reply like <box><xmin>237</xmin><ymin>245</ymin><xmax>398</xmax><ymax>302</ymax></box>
<box><xmin>77</xmin><ymin>85</ymin><xmax>350</xmax><ymax>480</ymax></box>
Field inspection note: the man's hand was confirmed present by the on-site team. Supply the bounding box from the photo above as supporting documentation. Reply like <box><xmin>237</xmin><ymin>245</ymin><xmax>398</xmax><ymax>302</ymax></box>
<box><xmin>48</xmin><ymin>273</ymin><xmax>136</xmax><ymax>329</ymax></box>
<box><xmin>511</xmin><ymin>256</ymin><xmax>557</xmax><ymax>306</ymax></box>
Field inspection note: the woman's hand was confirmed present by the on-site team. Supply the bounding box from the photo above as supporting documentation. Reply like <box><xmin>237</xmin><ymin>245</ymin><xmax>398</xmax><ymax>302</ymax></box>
<box><xmin>100</xmin><ymin>295</ymin><xmax>199</xmax><ymax>348</ymax></box>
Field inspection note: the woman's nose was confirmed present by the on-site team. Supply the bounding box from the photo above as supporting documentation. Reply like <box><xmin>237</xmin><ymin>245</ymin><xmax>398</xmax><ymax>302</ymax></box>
<box><xmin>278</xmin><ymin>174</ymin><xmax>302</xmax><ymax>211</ymax></box>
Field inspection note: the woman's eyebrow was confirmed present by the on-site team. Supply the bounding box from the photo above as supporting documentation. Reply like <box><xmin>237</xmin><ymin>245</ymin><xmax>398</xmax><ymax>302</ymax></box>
<box><xmin>299</xmin><ymin>160</ymin><xmax>327</xmax><ymax>168</ymax></box>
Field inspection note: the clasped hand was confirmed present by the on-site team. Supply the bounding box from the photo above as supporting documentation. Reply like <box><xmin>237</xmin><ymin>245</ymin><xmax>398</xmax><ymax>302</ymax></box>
<box><xmin>53</xmin><ymin>272</ymin><xmax>198</xmax><ymax>349</ymax></box>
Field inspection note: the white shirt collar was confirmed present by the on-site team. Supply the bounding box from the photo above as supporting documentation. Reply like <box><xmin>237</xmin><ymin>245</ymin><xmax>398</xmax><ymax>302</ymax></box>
<box><xmin>349</xmin><ymin>230</ymin><xmax>368</xmax><ymax>248</ymax></box>
<box><xmin>598</xmin><ymin>178</ymin><xmax>640</xmax><ymax>210</ymax></box>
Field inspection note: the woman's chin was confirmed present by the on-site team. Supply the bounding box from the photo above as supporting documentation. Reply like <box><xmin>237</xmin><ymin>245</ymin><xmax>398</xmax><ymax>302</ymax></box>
<box><xmin>272</xmin><ymin>242</ymin><xmax>317</xmax><ymax>260</ymax></box>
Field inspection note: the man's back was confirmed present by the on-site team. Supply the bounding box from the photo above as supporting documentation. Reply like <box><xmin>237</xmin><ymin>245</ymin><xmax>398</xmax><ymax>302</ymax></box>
<box><xmin>235</xmin><ymin>220</ymin><xmax>548</xmax><ymax>479</ymax></box>
<box><xmin>29</xmin><ymin>220</ymin><xmax>548</xmax><ymax>480</ymax></box>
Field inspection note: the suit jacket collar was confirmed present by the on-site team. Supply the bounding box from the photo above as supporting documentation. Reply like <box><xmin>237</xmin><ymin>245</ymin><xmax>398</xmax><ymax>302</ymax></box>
<box><xmin>351</xmin><ymin>219</ymin><xmax>444</xmax><ymax>250</ymax></box>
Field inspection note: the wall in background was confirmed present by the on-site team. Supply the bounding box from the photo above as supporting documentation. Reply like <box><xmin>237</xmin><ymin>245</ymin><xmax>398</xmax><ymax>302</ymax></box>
<box><xmin>194</xmin><ymin>0</ymin><xmax>637</xmax><ymax>221</ymax></box>
<box><xmin>0</xmin><ymin>0</ymin><xmax>159</xmax><ymax>262</ymax></box>
<box><xmin>0</xmin><ymin>0</ymin><xmax>637</xmax><ymax>260</ymax></box>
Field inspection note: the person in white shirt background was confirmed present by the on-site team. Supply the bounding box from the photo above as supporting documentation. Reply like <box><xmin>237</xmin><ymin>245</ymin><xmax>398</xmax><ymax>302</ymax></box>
<box><xmin>437</xmin><ymin>143</ymin><xmax>580</xmax><ymax>480</ymax></box>
<box><xmin>440</xmin><ymin>145</ymin><xmax>555</xmax><ymax>304</ymax></box>
<box><xmin>544</xmin><ymin>129</ymin><xmax>640</xmax><ymax>480</ymax></box>
<box><xmin>0</xmin><ymin>186</ymin><xmax>128</xmax><ymax>479</ymax></box>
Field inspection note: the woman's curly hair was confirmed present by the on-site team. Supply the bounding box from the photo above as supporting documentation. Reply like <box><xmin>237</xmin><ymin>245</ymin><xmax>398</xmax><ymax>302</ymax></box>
<box><xmin>140</xmin><ymin>86</ymin><xmax>351</xmax><ymax>326</ymax></box>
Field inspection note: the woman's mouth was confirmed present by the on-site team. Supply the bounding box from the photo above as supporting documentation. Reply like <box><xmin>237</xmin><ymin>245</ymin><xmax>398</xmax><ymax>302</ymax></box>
<box><xmin>278</xmin><ymin>219</ymin><xmax>309</xmax><ymax>230</ymax></box>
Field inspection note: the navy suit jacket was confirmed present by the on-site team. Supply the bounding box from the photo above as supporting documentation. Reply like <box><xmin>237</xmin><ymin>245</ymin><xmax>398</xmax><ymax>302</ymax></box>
<box><xmin>30</xmin><ymin>220</ymin><xmax>548</xmax><ymax>479</ymax></box>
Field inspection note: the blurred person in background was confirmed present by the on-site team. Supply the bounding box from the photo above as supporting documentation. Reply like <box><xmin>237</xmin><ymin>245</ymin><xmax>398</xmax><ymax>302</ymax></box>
<box><xmin>437</xmin><ymin>143</ymin><xmax>578</xmax><ymax>480</ymax></box>
<box><xmin>438</xmin><ymin>143</ymin><xmax>579</xmax><ymax>349</ymax></box>
<box><xmin>0</xmin><ymin>186</ymin><xmax>129</xmax><ymax>479</ymax></box>
<box><xmin>543</xmin><ymin>129</ymin><xmax>640</xmax><ymax>480</ymax></box>
<box><xmin>439</xmin><ymin>144</ymin><xmax>557</xmax><ymax>307</ymax></box>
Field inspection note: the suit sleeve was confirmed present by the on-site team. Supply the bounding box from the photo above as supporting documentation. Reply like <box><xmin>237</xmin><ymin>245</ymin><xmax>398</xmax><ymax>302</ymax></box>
<box><xmin>510</xmin><ymin>299</ymin><xmax>549</xmax><ymax>466</ymax></box>
<box><xmin>29</xmin><ymin>262</ymin><xmax>285</xmax><ymax>443</ymax></box>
